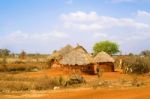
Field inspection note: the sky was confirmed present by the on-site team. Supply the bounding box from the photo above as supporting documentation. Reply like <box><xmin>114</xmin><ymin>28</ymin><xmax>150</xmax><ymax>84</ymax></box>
<box><xmin>0</xmin><ymin>0</ymin><xmax>150</xmax><ymax>54</ymax></box>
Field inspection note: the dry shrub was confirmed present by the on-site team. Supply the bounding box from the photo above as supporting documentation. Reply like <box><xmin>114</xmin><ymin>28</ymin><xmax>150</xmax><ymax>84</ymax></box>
<box><xmin>0</xmin><ymin>74</ymin><xmax>67</xmax><ymax>92</ymax></box>
<box><xmin>131</xmin><ymin>76</ymin><xmax>145</xmax><ymax>87</ymax></box>
<box><xmin>0</xmin><ymin>81</ymin><xmax>32</xmax><ymax>92</ymax></box>
<box><xmin>122</xmin><ymin>56</ymin><xmax>149</xmax><ymax>74</ymax></box>
<box><xmin>0</xmin><ymin>63</ymin><xmax>49</xmax><ymax>72</ymax></box>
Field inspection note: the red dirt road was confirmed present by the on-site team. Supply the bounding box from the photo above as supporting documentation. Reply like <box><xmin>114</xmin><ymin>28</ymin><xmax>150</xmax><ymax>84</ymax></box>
<box><xmin>1</xmin><ymin>86</ymin><xmax>150</xmax><ymax>99</ymax></box>
<box><xmin>36</xmin><ymin>87</ymin><xmax>150</xmax><ymax>99</ymax></box>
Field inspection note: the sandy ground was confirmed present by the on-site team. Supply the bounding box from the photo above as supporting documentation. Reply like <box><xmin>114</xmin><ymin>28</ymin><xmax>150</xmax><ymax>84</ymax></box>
<box><xmin>1</xmin><ymin>86</ymin><xmax>150</xmax><ymax>99</ymax></box>
<box><xmin>0</xmin><ymin>68</ymin><xmax>150</xmax><ymax>99</ymax></box>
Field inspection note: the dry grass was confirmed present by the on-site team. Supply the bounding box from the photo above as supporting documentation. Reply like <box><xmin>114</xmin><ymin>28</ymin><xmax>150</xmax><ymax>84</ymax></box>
<box><xmin>0</xmin><ymin>56</ymin><xmax>149</xmax><ymax>93</ymax></box>
<box><xmin>0</xmin><ymin>59</ymin><xmax>50</xmax><ymax>72</ymax></box>
<box><xmin>0</xmin><ymin>73</ymin><xmax>68</xmax><ymax>92</ymax></box>
<box><xmin>114</xmin><ymin>56</ymin><xmax>150</xmax><ymax>74</ymax></box>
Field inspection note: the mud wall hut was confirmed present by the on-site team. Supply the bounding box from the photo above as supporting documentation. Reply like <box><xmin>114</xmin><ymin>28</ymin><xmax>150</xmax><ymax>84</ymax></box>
<box><xmin>59</xmin><ymin>45</ymin><xmax>94</xmax><ymax>74</ymax></box>
<box><xmin>93</xmin><ymin>51</ymin><xmax>115</xmax><ymax>73</ymax></box>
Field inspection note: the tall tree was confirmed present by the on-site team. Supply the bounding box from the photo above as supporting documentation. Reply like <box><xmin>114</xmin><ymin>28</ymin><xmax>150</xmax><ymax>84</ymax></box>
<box><xmin>93</xmin><ymin>40</ymin><xmax>119</xmax><ymax>55</ymax></box>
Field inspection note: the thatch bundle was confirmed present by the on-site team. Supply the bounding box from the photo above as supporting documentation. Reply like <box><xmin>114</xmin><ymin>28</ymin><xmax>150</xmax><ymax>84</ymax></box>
<box><xmin>59</xmin><ymin>45</ymin><xmax>93</xmax><ymax>65</ymax></box>
<box><xmin>94</xmin><ymin>51</ymin><xmax>115</xmax><ymax>63</ymax></box>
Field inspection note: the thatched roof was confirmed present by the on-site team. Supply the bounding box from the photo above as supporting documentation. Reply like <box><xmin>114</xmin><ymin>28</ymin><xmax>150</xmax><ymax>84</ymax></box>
<box><xmin>59</xmin><ymin>44</ymin><xmax>73</xmax><ymax>56</ymax></box>
<box><xmin>48</xmin><ymin>44</ymin><xmax>73</xmax><ymax>60</ymax></box>
<box><xmin>48</xmin><ymin>51</ymin><xmax>61</xmax><ymax>60</ymax></box>
<box><xmin>59</xmin><ymin>45</ymin><xmax>93</xmax><ymax>65</ymax></box>
<box><xmin>94</xmin><ymin>51</ymin><xmax>115</xmax><ymax>63</ymax></box>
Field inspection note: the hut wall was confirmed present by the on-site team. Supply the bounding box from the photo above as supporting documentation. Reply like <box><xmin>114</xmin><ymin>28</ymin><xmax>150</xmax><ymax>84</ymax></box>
<box><xmin>62</xmin><ymin>64</ymin><xmax>95</xmax><ymax>74</ymax></box>
<box><xmin>97</xmin><ymin>62</ymin><xmax>114</xmax><ymax>72</ymax></box>
<box><xmin>51</xmin><ymin>60</ymin><xmax>62</xmax><ymax>68</ymax></box>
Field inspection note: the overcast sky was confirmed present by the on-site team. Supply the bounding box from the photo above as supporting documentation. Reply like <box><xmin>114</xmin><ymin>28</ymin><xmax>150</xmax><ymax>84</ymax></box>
<box><xmin>0</xmin><ymin>0</ymin><xmax>150</xmax><ymax>54</ymax></box>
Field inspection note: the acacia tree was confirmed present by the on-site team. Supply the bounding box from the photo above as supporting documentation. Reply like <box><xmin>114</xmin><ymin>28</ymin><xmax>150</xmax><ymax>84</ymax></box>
<box><xmin>93</xmin><ymin>40</ymin><xmax>120</xmax><ymax>55</ymax></box>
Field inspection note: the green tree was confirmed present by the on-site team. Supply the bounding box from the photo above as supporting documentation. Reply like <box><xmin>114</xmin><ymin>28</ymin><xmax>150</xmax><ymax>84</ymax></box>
<box><xmin>140</xmin><ymin>50</ymin><xmax>150</xmax><ymax>56</ymax></box>
<box><xmin>0</xmin><ymin>49</ymin><xmax>10</xmax><ymax>57</ymax></box>
<box><xmin>93</xmin><ymin>40</ymin><xmax>119</xmax><ymax>55</ymax></box>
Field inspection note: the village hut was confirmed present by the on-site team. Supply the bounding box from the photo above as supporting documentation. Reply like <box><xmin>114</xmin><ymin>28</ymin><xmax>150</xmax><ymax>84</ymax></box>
<box><xmin>59</xmin><ymin>45</ymin><xmax>94</xmax><ymax>74</ymax></box>
<box><xmin>48</xmin><ymin>44</ymin><xmax>73</xmax><ymax>68</ymax></box>
<box><xmin>93</xmin><ymin>51</ymin><xmax>115</xmax><ymax>73</ymax></box>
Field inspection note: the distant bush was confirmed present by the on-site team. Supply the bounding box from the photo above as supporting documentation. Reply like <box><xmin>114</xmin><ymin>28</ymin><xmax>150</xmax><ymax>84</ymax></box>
<box><xmin>65</xmin><ymin>75</ymin><xmax>86</xmax><ymax>86</ymax></box>
<box><xmin>140</xmin><ymin>50</ymin><xmax>150</xmax><ymax>56</ymax></box>
<box><xmin>122</xmin><ymin>57</ymin><xmax>149</xmax><ymax>74</ymax></box>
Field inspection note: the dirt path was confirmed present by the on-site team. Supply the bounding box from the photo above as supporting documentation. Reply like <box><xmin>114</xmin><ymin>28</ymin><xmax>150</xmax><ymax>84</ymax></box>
<box><xmin>1</xmin><ymin>86</ymin><xmax>150</xmax><ymax>99</ymax></box>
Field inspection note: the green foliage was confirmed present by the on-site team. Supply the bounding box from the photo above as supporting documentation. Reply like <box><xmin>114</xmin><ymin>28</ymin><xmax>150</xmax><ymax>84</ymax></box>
<box><xmin>140</xmin><ymin>50</ymin><xmax>150</xmax><ymax>56</ymax></box>
<box><xmin>93</xmin><ymin>40</ymin><xmax>119</xmax><ymax>55</ymax></box>
<box><xmin>0</xmin><ymin>49</ymin><xmax>11</xmax><ymax>57</ymax></box>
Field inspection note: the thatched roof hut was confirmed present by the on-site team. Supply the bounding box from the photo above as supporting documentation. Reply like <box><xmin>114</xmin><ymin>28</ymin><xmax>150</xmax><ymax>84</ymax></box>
<box><xmin>59</xmin><ymin>45</ymin><xmax>93</xmax><ymax>65</ymax></box>
<box><xmin>94</xmin><ymin>51</ymin><xmax>115</xmax><ymax>63</ymax></box>
<box><xmin>93</xmin><ymin>51</ymin><xmax>115</xmax><ymax>72</ymax></box>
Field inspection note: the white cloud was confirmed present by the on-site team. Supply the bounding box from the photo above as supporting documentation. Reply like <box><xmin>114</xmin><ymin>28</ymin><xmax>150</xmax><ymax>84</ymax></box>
<box><xmin>137</xmin><ymin>10</ymin><xmax>150</xmax><ymax>17</ymax></box>
<box><xmin>1</xmin><ymin>11</ymin><xmax>150</xmax><ymax>54</ymax></box>
<box><xmin>61</xmin><ymin>11</ymin><xmax>150</xmax><ymax>32</ymax></box>
<box><xmin>60</xmin><ymin>11</ymin><xmax>150</xmax><ymax>54</ymax></box>
<box><xmin>0</xmin><ymin>31</ymin><xmax>70</xmax><ymax>53</ymax></box>
<box><xmin>61</xmin><ymin>11</ymin><xmax>98</xmax><ymax>22</ymax></box>
<box><xmin>93</xmin><ymin>32</ymin><xmax>108</xmax><ymax>38</ymax></box>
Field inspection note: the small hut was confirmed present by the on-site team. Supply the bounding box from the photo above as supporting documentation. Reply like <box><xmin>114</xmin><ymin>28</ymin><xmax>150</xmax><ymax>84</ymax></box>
<box><xmin>48</xmin><ymin>44</ymin><xmax>73</xmax><ymax>68</ymax></box>
<box><xmin>93</xmin><ymin>51</ymin><xmax>115</xmax><ymax>72</ymax></box>
<box><xmin>59</xmin><ymin>45</ymin><xmax>94</xmax><ymax>74</ymax></box>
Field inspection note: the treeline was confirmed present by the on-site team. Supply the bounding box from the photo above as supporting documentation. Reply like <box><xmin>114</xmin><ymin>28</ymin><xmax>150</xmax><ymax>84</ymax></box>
<box><xmin>0</xmin><ymin>49</ymin><xmax>48</xmax><ymax>58</ymax></box>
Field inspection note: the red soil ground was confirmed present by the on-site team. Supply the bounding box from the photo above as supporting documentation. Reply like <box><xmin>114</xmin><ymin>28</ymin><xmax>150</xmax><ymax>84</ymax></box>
<box><xmin>1</xmin><ymin>86</ymin><xmax>150</xmax><ymax>99</ymax></box>
<box><xmin>1</xmin><ymin>68</ymin><xmax>150</xmax><ymax>99</ymax></box>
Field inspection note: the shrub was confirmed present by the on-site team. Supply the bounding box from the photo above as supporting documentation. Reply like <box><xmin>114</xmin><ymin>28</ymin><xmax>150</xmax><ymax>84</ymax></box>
<box><xmin>65</xmin><ymin>75</ymin><xmax>86</xmax><ymax>86</ymax></box>
<box><xmin>131</xmin><ymin>76</ymin><xmax>145</xmax><ymax>87</ymax></box>
<box><xmin>123</xmin><ymin>57</ymin><xmax>149</xmax><ymax>74</ymax></box>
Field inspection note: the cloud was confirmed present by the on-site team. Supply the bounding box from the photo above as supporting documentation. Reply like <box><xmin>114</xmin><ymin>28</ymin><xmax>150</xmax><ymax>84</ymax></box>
<box><xmin>137</xmin><ymin>10</ymin><xmax>150</xmax><ymax>17</ymax></box>
<box><xmin>1</xmin><ymin>10</ymin><xmax>150</xmax><ymax>54</ymax></box>
<box><xmin>0</xmin><ymin>31</ymin><xmax>70</xmax><ymax>53</ymax></box>
<box><xmin>60</xmin><ymin>11</ymin><xmax>150</xmax><ymax>54</ymax></box>
<box><xmin>61</xmin><ymin>11</ymin><xmax>150</xmax><ymax>31</ymax></box>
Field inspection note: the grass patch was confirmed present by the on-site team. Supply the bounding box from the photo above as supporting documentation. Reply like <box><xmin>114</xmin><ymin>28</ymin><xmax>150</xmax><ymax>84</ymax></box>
<box><xmin>0</xmin><ymin>74</ymin><xmax>68</xmax><ymax>92</ymax></box>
